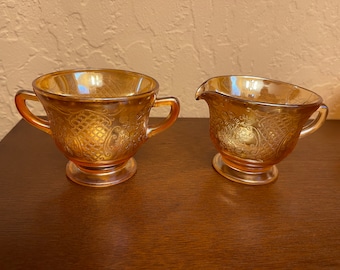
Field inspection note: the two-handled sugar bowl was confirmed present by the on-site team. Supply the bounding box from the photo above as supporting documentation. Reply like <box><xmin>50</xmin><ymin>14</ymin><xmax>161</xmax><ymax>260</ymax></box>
<box><xmin>15</xmin><ymin>69</ymin><xmax>180</xmax><ymax>187</ymax></box>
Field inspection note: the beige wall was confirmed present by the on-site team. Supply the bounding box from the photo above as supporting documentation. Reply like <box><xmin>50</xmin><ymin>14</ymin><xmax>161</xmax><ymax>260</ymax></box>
<box><xmin>1</xmin><ymin>0</ymin><xmax>340</xmax><ymax>140</ymax></box>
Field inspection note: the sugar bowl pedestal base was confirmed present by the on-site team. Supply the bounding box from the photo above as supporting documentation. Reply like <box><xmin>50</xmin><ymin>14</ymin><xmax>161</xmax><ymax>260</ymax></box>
<box><xmin>212</xmin><ymin>153</ymin><xmax>278</xmax><ymax>185</ymax></box>
<box><xmin>66</xmin><ymin>158</ymin><xmax>137</xmax><ymax>187</ymax></box>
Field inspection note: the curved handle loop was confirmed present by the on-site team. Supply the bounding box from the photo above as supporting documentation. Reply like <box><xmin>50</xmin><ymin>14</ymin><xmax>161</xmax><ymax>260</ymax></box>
<box><xmin>15</xmin><ymin>90</ymin><xmax>51</xmax><ymax>134</ymax></box>
<box><xmin>299</xmin><ymin>103</ymin><xmax>328</xmax><ymax>139</ymax></box>
<box><xmin>147</xmin><ymin>97</ymin><xmax>180</xmax><ymax>138</ymax></box>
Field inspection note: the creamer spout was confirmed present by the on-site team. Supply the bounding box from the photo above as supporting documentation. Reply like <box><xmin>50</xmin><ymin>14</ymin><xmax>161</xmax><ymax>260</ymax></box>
<box><xmin>195</xmin><ymin>80</ymin><xmax>220</xmax><ymax>101</ymax></box>
<box><xmin>195</xmin><ymin>84</ymin><xmax>204</xmax><ymax>100</ymax></box>
<box><xmin>195</xmin><ymin>80</ymin><xmax>211</xmax><ymax>100</ymax></box>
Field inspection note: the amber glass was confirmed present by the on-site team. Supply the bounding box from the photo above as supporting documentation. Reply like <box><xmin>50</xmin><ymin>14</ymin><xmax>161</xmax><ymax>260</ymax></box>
<box><xmin>15</xmin><ymin>69</ymin><xmax>180</xmax><ymax>187</ymax></box>
<box><xmin>196</xmin><ymin>75</ymin><xmax>328</xmax><ymax>185</ymax></box>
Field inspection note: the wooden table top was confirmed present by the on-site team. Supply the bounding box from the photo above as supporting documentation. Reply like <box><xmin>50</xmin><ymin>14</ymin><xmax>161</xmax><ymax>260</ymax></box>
<box><xmin>1</xmin><ymin>118</ymin><xmax>339</xmax><ymax>269</ymax></box>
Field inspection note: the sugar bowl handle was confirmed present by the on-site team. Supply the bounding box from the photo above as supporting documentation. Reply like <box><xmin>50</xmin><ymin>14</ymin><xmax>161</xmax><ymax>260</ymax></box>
<box><xmin>299</xmin><ymin>104</ymin><xmax>328</xmax><ymax>139</ymax></box>
<box><xmin>15</xmin><ymin>90</ymin><xmax>51</xmax><ymax>135</ymax></box>
<box><xmin>147</xmin><ymin>97</ymin><xmax>180</xmax><ymax>138</ymax></box>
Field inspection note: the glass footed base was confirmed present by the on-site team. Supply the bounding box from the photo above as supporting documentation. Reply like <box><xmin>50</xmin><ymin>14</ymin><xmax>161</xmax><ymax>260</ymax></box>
<box><xmin>212</xmin><ymin>154</ymin><xmax>278</xmax><ymax>185</ymax></box>
<box><xmin>66</xmin><ymin>158</ymin><xmax>137</xmax><ymax>187</ymax></box>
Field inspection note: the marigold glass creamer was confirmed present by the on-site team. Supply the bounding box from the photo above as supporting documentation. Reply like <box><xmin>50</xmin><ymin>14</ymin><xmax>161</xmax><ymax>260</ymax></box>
<box><xmin>15</xmin><ymin>69</ymin><xmax>180</xmax><ymax>187</ymax></box>
<box><xmin>196</xmin><ymin>75</ymin><xmax>328</xmax><ymax>185</ymax></box>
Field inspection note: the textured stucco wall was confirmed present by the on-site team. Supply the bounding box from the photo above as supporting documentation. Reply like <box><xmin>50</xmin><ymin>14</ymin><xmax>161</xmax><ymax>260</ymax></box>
<box><xmin>1</xmin><ymin>0</ymin><xmax>340</xmax><ymax>141</ymax></box>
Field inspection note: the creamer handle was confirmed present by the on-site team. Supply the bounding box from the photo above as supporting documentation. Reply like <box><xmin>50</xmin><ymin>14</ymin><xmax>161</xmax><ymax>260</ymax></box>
<box><xmin>299</xmin><ymin>104</ymin><xmax>328</xmax><ymax>139</ymax></box>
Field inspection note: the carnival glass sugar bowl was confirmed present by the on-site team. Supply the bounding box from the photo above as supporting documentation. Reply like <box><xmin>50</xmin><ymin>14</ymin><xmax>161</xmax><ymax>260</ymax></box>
<box><xmin>15</xmin><ymin>69</ymin><xmax>180</xmax><ymax>187</ymax></box>
<box><xmin>196</xmin><ymin>75</ymin><xmax>328</xmax><ymax>185</ymax></box>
